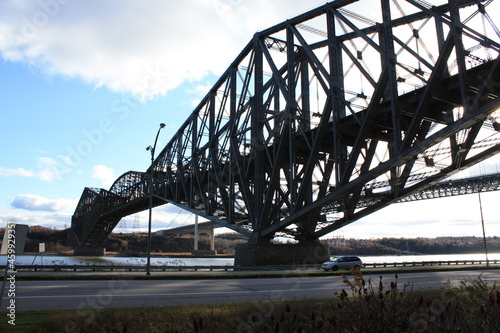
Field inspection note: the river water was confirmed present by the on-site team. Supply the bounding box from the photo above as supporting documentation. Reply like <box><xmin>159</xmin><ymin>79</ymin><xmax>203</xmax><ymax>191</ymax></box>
<box><xmin>0</xmin><ymin>253</ymin><xmax>498</xmax><ymax>267</ymax></box>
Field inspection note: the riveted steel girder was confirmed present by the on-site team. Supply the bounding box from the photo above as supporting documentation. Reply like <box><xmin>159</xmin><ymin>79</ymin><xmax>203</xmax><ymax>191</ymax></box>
<box><xmin>71</xmin><ymin>0</ymin><xmax>500</xmax><ymax>247</ymax></box>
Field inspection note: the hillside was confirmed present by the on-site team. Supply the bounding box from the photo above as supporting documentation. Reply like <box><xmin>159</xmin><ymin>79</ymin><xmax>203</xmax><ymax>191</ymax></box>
<box><xmin>0</xmin><ymin>226</ymin><xmax>247</xmax><ymax>255</ymax></box>
<box><xmin>324</xmin><ymin>236</ymin><xmax>500</xmax><ymax>256</ymax></box>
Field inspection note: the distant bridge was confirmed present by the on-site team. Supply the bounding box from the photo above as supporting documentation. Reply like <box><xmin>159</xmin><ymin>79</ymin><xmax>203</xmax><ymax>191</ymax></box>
<box><xmin>156</xmin><ymin>221</ymin><xmax>221</xmax><ymax>236</ymax></box>
<box><xmin>71</xmin><ymin>0</ymin><xmax>500</xmax><ymax>257</ymax></box>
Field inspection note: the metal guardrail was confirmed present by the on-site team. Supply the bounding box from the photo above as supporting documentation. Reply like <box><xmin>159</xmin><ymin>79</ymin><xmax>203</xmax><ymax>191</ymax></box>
<box><xmin>1</xmin><ymin>260</ymin><xmax>498</xmax><ymax>272</ymax></box>
<box><xmin>363</xmin><ymin>259</ymin><xmax>498</xmax><ymax>268</ymax></box>
<box><xmin>5</xmin><ymin>265</ymin><xmax>236</xmax><ymax>272</ymax></box>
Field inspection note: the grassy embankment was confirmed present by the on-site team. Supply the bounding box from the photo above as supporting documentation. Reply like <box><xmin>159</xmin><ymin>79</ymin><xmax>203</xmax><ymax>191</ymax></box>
<box><xmin>2</xmin><ymin>270</ymin><xmax>499</xmax><ymax>332</ymax></box>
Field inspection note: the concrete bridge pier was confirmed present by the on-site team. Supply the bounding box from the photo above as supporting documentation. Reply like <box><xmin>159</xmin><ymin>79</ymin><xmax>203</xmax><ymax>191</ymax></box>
<box><xmin>234</xmin><ymin>241</ymin><xmax>329</xmax><ymax>267</ymax></box>
<box><xmin>192</xmin><ymin>215</ymin><xmax>216</xmax><ymax>256</ymax></box>
<box><xmin>0</xmin><ymin>224</ymin><xmax>28</xmax><ymax>255</ymax></box>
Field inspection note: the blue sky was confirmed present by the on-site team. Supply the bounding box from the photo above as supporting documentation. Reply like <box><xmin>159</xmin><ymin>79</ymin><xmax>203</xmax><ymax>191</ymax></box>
<box><xmin>0</xmin><ymin>0</ymin><xmax>499</xmax><ymax>240</ymax></box>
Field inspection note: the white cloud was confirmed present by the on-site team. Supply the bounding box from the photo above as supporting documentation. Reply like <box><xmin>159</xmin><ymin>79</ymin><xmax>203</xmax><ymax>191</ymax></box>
<box><xmin>0</xmin><ymin>205</ymin><xmax>71</xmax><ymax>229</ymax></box>
<box><xmin>11</xmin><ymin>194</ymin><xmax>76</xmax><ymax>213</ymax></box>
<box><xmin>0</xmin><ymin>156</ymin><xmax>70</xmax><ymax>182</ymax></box>
<box><xmin>2</xmin><ymin>201</ymin><xmax>192</xmax><ymax>232</ymax></box>
<box><xmin>92</xmin><ymin>164</ymin><xmax>116</xmax><ymax>187</ymax></box>
<box><xmin>36</xmin><ymin>156</ymin><xmax>65</xmax><ymax>181</ymax></box>
<box><xmin>0</xmin><ymin>0</ymin><xmax>325</xmax><ymax>100</ymax></box>
<box><xmin>0</xmin><ymin>167</ymin><xmax>34</xmax><ymax>178</ymax></box>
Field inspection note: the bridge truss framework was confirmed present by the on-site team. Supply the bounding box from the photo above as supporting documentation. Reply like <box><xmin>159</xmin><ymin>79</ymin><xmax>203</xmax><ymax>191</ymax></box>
<box><xmin>72</xmin><ymin>0</ymin><xmax>500</xmax><ymax>249</ymax></box>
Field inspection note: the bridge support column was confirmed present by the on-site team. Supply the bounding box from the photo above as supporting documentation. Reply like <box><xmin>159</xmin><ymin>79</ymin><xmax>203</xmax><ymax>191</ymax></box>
<box><xmin>209</xmin><ymin>228</ymin><xmax>215</xmax><ymax>252</ymax></box>
<box><xmin>194</xmin><ymin>215</ymin><xmax>199</xmax><ymax>251</ymax></box>
<box><xmin>192</xmin><ymin>225</ymin><xmax>217</xmax><ymax>256</ymax></box>
<box><xmin>1</xmin><ymin>224</ymin><xmax>28</xmax><ymax>255</ymax></box>
<box><xmin>234</xmin><ymin>241</ymin><xmax>329</xmax><ymax>267</ymax></box>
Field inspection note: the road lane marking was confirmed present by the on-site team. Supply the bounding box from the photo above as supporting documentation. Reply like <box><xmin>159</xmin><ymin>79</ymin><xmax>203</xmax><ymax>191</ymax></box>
<box><xmin>22</xmin><ymin>285</ymin><xmax>69</xmax><ymax>289</ymax></box>
<box><xmin>15</xmin><ymin>287</ymin><xmax>336</xmax><ymax>299</ymax></box>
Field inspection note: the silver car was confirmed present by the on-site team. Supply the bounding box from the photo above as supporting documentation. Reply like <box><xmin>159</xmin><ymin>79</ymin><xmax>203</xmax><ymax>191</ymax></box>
<box><xmin>321</xmin><ymin>256</ymin><xmax>362</xmax><ymax>271</ymax></box>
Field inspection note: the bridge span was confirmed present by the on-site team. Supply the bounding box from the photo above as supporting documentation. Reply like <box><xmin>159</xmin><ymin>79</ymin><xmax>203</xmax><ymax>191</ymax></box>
<box><xmin>71</xmin><ymin>0</ymin><xmax>500</xmax><ymax>265</ymax></box>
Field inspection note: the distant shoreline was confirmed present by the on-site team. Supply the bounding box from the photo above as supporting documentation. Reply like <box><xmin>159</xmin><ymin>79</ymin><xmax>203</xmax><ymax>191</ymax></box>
<box><xmin>10</xmin><ymin>252</ymin><xmax>235</xmax><ymax>258</ymax></box>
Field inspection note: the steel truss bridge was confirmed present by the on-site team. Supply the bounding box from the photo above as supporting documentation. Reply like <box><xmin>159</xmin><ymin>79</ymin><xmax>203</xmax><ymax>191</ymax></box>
<box><xmin>71</xmin><ymin>0</ymin><xmax>500</xmax><ymax>250</ymax></box>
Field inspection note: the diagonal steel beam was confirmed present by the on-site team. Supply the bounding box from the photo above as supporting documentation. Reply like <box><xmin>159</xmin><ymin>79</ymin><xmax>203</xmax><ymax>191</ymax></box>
<box><xmin>259</xmin><ymin>95</ymin><xmax>500</xmax><ymax>238</ymax></box>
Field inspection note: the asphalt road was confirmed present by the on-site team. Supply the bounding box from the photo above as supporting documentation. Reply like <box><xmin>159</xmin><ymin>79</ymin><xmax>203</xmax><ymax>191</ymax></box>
<box><xmin>3</xmin><ymin>269</ymin><xmax>499</xmax><ymax>312</ymax></box>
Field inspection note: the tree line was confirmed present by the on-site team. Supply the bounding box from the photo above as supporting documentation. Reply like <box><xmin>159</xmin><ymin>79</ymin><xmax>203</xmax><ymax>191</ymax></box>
<box><xmin>322</xmin><ymin>236</ymin><xmax>500</xmax><ymax>256</ymax></box>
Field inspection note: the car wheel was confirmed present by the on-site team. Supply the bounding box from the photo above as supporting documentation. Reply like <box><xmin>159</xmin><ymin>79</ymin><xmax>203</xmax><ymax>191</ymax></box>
<box><xmin>353</xmin><ymin>265</ymin><xmax>360</xmax><ymax>270</ymax></box>
<box><xmin>323</xmin><ymin>268</ymin><xmax>329</xmax><ymax>271</ymax></box>
<box><xmin>331</xmin><ymin>265</ymin><xmax>338</xmax><ymax>271</ymax></box>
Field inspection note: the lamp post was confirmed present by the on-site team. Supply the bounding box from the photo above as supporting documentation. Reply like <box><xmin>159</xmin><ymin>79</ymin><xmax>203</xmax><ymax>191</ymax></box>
<box><xmin>478</xmin><ymin>191</ymin><xmax>489</xmax><ymax>267</ymax></box>
<box><xmin>146</xmin><ymin>123</ymin><xmax>166</xmax><ymax>275</ymax></box>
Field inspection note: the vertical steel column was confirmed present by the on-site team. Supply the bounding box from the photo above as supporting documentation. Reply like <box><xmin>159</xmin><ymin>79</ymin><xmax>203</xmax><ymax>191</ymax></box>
<box><xmin>208</xmin><ymin>91</ymin><xmax>216</xmax><ymax>215</ymax></box>
<box><xmin>252</xmin><ymin>36</ymin><xmax>265</xmax><ymax>235</ymax></box>
<box><xmin>300</xmin><ymin>51</ymin><xmax>313</xmax><ymax>210</ymax></box>
<box><xmin>449</xmin><ymin>0</ymin><xmax>472</xmax><ymax>169</ymax></box>
<box><xmin>327</xmin><ymin>8</ymin><xmax>346</xmax><ymax>186</ymax></box>
<box><xmin>190</xmin><ymin>114</ymin><xmax>198</xmax><ymax>208</ymax></box>
<box><xmin>381</xmin><ymin>0</ymin><xmax>403</xmax><ymax>196</ymax></box>
<box><xmin>300</xmin><ymin>53</ymin><xmax>311</xmax><ymax>132</ymax></box>
<box><xmin>449</xmin><ymin>0</ymin><xmax>470</xmax><ymax>111</ymax></box>
<box><xmin>287</xmin><ymin>26</ymin><xmax>298</xmax><ymax>210</ymax></box>
<box><xmin>176</xmin><ymin>133</ymin><xmax>183</xmax><ymax>203</ymax></box>
<box><xmin>228</xmin><ymin>67</ymin><xmax>237</xmax><ymax>224</ymax></box>
<box><xmin>435</xmin><ymin>8</ymin><xmax>447</xmax><ymax>75</ymax></box>
<box><xmin>381</xmin><ymin>0</ymin><xmax>401</xmax><ymax>154</ymax></box>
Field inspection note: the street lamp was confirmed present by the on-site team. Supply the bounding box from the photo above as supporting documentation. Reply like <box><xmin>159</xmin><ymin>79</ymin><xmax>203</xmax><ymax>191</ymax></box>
<box><xmin>478</xmin><ymin>192</ymin><xmax>489</xmax><ymax>267</ymax></box>
<box><xmin>146</xmin><ymin>123</ymin><xmax>166</xmax><ymax>275</ymax></box>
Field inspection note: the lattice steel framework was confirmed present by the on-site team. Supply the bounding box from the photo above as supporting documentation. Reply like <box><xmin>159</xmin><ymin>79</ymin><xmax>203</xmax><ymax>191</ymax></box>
<box><xmin>72</xmin><ymin>0</ymin><xmax>500</xmax><ymax>248</ymax></box>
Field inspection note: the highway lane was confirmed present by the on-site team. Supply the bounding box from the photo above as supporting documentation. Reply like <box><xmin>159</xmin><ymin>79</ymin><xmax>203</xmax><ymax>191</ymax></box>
<box><xmin>3</xmin><ymin>269</ymin><xmax>499</xmax><ymax>312</ymax></box>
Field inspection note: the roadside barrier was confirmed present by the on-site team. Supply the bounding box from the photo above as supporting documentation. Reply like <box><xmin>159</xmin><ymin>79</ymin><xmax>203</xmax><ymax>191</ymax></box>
<box><xmin>0</xmin><ymin>259</ymin><xmax>497</xmax><ymax>272</ymax></box>
<box><xmin>363</xmin><ymin>259</ymin><xmax>498</xmax><ymax>268</ymax></box>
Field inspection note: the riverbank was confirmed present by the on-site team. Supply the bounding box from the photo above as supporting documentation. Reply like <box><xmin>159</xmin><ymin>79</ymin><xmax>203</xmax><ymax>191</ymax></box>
<box><xmin>105</xmin><ymin>251</ymin><xmax>234</xmax><ymax>258</ymax></box>
<box><xmin>21</xmin><ymin>251</ymin><xmax>234</xmax><ymax>258</ymax></box>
